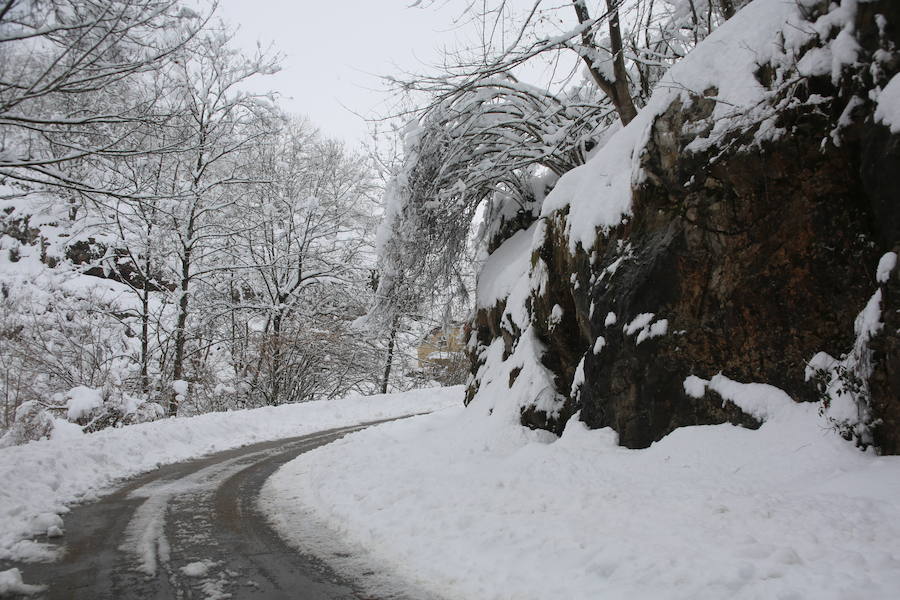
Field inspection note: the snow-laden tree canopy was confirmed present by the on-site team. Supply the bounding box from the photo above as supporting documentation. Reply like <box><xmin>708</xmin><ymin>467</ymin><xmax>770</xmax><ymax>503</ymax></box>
<box><xmin>372</xmin><ymin>0</ymin><xmax>742</xmax><ymax>324</ymax></box>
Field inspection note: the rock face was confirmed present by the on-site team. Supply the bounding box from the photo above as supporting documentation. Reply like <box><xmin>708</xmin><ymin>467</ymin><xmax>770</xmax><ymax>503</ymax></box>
<box><xmin>871</xmin><ymin>267</ymin><xmax>900</xmax><ymax>454</ymax></box>
<box><xmin>468</xmin><ymin>0</ymin><xmax>900</xmax><ymax>452</ymax></box>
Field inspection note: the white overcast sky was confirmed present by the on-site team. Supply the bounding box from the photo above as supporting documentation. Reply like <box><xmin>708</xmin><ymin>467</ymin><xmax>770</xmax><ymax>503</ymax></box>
<box><xmin>214</xmin><ymin>1</ymin><xmax>585</xmax><ymax>148</ymax></box>
<box><xmin>215</xmin><ymin>1</ymin><xmax>465</xmax><ymax>147</ymax></box>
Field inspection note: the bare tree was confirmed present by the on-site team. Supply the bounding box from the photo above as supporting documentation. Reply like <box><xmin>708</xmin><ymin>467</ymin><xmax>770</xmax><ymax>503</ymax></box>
<box><xmin>371</xmin><ymin>74</ymin><xmax>612</xmax><ymax>327</ymax></box>
<box><xmin>130</xmin><ymin>29</ymin><xmax>280</xmax><ymax>415</ymax></box>
<box><xmin>227</xmin><ymin>119</ymin><xmax>382</xmax><ymax>406</ymax></box>
<box><xmin>1</xmin><ymin>2</ymin><xmax>402</xmax><ymax>442</ymax></box>
<box><xmin>398</xmin><ymin>0</ymin><xmax>741</xmax><ymax>125</ymax></box>
<box><xmin>0</xmin><ymin>0</ymin><xmax>210</xmax><ymax>193</ymax></box>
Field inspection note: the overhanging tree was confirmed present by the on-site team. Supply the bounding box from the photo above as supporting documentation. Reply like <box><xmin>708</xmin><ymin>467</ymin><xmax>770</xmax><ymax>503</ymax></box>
<box><xmin>373</xmin><ymin>0</ymin><xmax>745</xmax><ymax>317</ymax></box>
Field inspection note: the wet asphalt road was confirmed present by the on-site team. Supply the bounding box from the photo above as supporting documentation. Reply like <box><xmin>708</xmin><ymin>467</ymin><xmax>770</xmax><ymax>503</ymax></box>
<box><xmin>2</xmin><ymin>419</ymin><xmax>412</xmax><ymax>600</ymax></box>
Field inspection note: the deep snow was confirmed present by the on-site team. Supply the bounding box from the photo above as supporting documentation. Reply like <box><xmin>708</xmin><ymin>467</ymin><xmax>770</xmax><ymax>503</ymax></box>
<box><xmin>262</xmin><ymin>385</ymin><xmax>900</xmax><ymax>600</ymax></box>
<box><xmin>265</xmin><ymin>0</ymin><xmax>898</xmax><ymax>596</ymax></box>
<box><xmin>0</xmin><ymin>387</ymin><xmax>459</xmax><ymax>562</ymax></box>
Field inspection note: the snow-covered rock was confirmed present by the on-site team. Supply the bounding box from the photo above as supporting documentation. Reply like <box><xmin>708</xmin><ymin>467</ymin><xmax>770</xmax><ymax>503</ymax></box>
<box><xmin>466</xmin><ymin>0</ymin><xmax>900</xmax><ymax>451</ymax></box>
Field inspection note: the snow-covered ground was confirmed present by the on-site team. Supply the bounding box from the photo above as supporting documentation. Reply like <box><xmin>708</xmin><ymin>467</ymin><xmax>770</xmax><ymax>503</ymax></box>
<box><xmin>262</xmin><ymin>384</ymin><xmax>900</xmax><ymax>600</ymax></box>
<box><xmin>0</xmin><ymin>387</ymin><xmax>459</xmax><ymax>562</ymax></box>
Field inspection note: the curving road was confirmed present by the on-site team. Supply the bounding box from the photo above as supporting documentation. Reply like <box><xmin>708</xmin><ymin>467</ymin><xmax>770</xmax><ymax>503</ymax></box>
<box><xmin>4</xmin><ymin>419</ymin><xmax>414</xmax><ymax>600</ymax></box>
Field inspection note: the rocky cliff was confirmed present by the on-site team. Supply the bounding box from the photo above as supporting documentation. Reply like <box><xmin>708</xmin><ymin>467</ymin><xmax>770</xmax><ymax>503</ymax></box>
<box><xmin>467</xmin><ymin>0</ymin><xmax>900</xmax><ymax>452</ymax></box>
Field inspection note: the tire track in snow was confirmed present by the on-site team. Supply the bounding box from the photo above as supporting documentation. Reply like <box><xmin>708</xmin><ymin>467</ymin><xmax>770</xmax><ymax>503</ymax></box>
<box><xmin>4</xmin><ymin>420</ymin><xmax>417</xmax><ymax>599</ymax></box>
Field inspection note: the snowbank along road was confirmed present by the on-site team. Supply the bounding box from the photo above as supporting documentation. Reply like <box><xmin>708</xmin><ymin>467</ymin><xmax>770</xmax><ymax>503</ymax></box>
<box><xmin>0</xmin><ymin>419</ymin><xmax>417</xmax><ymax>600</ymax></box>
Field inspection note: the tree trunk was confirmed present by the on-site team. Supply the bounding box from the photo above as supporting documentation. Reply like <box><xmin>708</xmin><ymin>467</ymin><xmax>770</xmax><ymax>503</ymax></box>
<box><xmin>140</xmin><ymin>288</ymin><xmax>150</xmax><ymax>396</ymax></box>
<box><xmin>572</xmin><ymin>0</ymin><xmax>639</xmax><ymax>126</ymax></box>
<box><xmin>270</xmin><ymin>308</ymin><xmax>284</xmax><ymax>405</ymax></box>
<box><xmin>170</xmin><ymin>241</ymin><xmax>192</xmax><ymax>416</ymax></box>
<box><xmin>380</xmin><ymin>317</ymin><xmax>399</xmax><ymax>395</ymax></box>
<box><xmin>604</xmin><ymin>0</ymin><xmax>638</xmax><ymax>125</ymax></box>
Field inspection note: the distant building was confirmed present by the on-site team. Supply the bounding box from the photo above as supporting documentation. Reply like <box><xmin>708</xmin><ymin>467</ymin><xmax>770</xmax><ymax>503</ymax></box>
<box><xmin>416</xmin><ymin>323</ymin><xmax>469</xmax><ymax>384</ymax></box>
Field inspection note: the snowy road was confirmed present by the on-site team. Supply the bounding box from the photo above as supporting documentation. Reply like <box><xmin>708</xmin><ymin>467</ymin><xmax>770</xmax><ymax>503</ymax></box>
<box><xmin>3</xmin><ymin>420</ymin><xmax>411</xmax><ymax>600</ymax></box>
